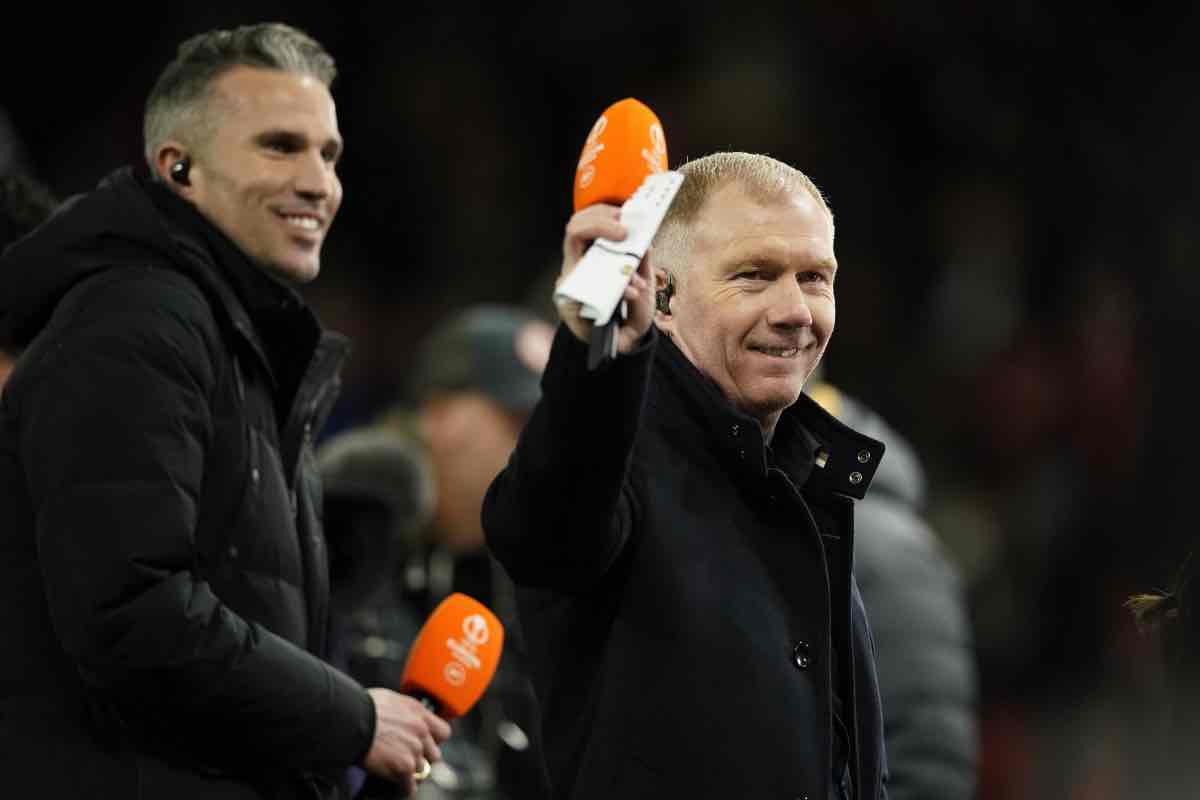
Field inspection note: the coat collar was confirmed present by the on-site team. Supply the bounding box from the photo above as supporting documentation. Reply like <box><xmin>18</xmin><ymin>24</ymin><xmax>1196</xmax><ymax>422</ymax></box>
<box><xmin>141</xmin><ymin>170</ymin><xmax>332</xmax><ymax>394</ymax></box>
<box><xmin>652</xmin><ymin>332</ymin><xmax>885</xmax><ymax>500</ymax></box>
<box><xmin>141</xmin><ymin>170</ymin><xmax>302</xmax><ymax>322</ymax></box>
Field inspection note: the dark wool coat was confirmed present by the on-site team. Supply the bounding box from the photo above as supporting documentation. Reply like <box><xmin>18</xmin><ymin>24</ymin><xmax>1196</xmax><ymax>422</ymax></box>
<box><xmin>484</xmin><ymin>327</ymin><xmax>890</xmax><ymax>800</ymax></box>
<box><xmin>0</xmin><ymin>168</ymin><xmax>373</xmax><ymax>799</ymax></box>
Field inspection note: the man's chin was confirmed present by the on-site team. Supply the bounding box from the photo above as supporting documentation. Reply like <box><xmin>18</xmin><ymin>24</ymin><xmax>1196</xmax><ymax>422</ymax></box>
<box><xmin>740</xmin><ymin>387</ymin><xmax>803</xmax><ymax>423</ymax></box>
<box><xmin>261</xmin><ymin>257</ymin><xmax>321</xmax><ymax>286</ymax></box>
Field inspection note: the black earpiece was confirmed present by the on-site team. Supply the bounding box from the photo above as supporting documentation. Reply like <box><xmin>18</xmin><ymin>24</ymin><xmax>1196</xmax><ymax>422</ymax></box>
<box><xmin>170</xmin><ymin>158</ymin><xmax>191</xmax><ymax>187</ymax></box>
<box><xmin>655</xmin><ymin>272</ymin><xmax>675</xmax><ymax>314</ymax></box>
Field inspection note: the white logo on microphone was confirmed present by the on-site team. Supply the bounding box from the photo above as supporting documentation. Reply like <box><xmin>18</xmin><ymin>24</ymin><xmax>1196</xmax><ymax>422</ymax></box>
<box><xmin>462</xmin><ymin>614</ymin><xmax>490</xmax><ymax>646</ymax></box>
<box><xmin>443</xmin><ymin>661</ymin><xmax>467</xmax><ymax>687</ymax></box>
<box><xmin>577</xmin><ymin>114</ymin><xmax>609</xmax><ymax>189</ymax></box>
<box><xmin>641</xmin><ymin>123</ymin><xmax>666</xmax><ymax>174</ymax></box>
<box><xmin>444</xmin><ymin>613</ymin><xmax>491</xmax><ymax>682</ymax></box>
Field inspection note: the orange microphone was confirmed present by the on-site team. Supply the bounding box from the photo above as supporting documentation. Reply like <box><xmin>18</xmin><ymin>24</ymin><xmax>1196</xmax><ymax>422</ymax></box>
<box><xmin>574</xmin><ymin>97</ymin><xmax>668</xmax><ymax>211</ymax></box>
<box><xmin>399</xmin><ymin>592</ymin><xmax>505</xmax><ymax>719</ymax></box>
<box><xmin>564</xmin><ymin>97</ymin><xmax>680</xmax><ymax>369</ymax></box>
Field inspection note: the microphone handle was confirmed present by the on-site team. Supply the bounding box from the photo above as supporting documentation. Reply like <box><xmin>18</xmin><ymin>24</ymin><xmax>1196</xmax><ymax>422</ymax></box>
<box><xmin>587</xmin><ymin>302</ymin><xmax>626</xmax><ymax>371</ymax></box>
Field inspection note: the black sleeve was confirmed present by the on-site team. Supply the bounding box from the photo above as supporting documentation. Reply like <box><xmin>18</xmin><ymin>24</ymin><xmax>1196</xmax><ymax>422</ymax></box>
<box><xmin>18</xmin><ymin>268</ymin><xmax>373</xmax><ymax>771</ymax></box>
<box><xmin>482</xmin><ymin>324</ymin><xmax>655</xmax><ymax>592</ymax></box>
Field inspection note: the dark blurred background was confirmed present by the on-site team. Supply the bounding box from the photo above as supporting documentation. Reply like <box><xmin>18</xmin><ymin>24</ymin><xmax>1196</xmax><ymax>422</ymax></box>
<box><xmin>5</xmin><ymin>4</ymin><xmax>1200</xmax><ymax>797</ymax></box>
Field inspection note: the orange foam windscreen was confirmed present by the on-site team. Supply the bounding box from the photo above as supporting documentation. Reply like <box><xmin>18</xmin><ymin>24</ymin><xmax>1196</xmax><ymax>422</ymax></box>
<box><xmin>573</xmin><ymin>97</ymin><xmax>668</xmax><ymax>211</ymax></box>
<box><xmin>399</xmin><ymin>592</ymin><xmax>505</xmax><ymax>719</ymax></box>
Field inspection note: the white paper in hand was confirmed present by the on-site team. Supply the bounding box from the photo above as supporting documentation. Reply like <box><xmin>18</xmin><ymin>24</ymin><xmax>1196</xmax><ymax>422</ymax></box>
<box><xmin>555</xmin><ymin>171</ymin><xmax>684</xmax><ymax>326</ymax></box>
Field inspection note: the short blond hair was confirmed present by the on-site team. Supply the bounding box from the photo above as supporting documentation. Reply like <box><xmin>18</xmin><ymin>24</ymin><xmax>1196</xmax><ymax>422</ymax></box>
<box><xmin>652</xmin><ymin>152</ymin><xmax>832</xmax><ymax>274</ymax></box>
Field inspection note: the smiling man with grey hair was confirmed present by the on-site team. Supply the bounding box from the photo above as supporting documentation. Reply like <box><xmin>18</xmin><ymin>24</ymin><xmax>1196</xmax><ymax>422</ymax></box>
<box><xmin>0</xmin><ymin>22</ymin><xmax>447</xmax><ymax>799</ymax></box>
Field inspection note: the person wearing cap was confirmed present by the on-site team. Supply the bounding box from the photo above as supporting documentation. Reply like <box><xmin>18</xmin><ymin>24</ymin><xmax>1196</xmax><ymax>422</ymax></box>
<box><xmin>319</xmin><ymin>304</ymin><xmax>555</xmax><ymax>799</ymax></box>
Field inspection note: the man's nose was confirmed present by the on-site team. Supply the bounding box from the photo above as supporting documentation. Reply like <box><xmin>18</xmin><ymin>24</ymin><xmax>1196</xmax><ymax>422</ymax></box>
<box><xmin>293</xmin><ymin>151</ymin><xmax>334</xmax><ymax>201</ymax></box>
<box><xmin>766</xmin><ymin>277</ymin><xmax>814</xmax><ymax>329</ymax></box>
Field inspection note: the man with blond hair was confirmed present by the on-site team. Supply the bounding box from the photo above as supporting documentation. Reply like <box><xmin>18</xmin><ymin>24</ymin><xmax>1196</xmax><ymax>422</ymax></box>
<box><xmin>0</xmin><ymin>23</ymin><xmax>446</xmax><ymax>798</ymax></box>
<box><xmin>484</xmin><ymin>152</ymin><xmax>889</xmax><ymax>799</ymax></box>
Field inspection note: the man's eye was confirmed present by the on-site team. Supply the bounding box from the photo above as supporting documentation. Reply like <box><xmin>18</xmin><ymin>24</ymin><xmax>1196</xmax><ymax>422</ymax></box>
<box><xmin>735</xmin><ymin>270</ymin><xmax>763</xmax><ymax>280</ymax></box>
<box><xmin>801</xmin><ymin>271</ymin><xmax>828</xmax><ymax>284</ymax></box>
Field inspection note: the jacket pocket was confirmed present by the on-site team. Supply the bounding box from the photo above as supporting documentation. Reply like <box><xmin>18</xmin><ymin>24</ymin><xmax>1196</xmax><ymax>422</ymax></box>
<box><xmin>232</xmin><ymin>426</ymin><xmax>302</xmax><ymax>585</ymax></box>
<box><xmin>203</xmin><ymin>424</ymin><xmax>308</xmax><ymax>645</ymax></box>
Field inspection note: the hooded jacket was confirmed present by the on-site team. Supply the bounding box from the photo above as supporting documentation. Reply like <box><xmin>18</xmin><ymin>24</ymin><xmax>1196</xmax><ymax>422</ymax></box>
<box><xmin>0</xmin><ymin>167</ymin><xmax>372</xmax><ymax>798</ymax></box>
<box><xmin>484</xmin><ymin>327</ymin><xmax>889</xmax><ymax>800</ymax></box>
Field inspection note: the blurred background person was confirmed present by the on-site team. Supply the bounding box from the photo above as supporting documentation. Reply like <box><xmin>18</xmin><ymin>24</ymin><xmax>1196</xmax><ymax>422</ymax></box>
<box><xmin>0</xmin><ymin>107</ymin><xmax>35</xmax><ymax>178</ymax></box>
<box><xmin>809</xmin><ymin>376</ymin><xmax>978</xmax><ymax>800</ymax></box>
<box><xmin>0</xmin><ymin>173</ymin><xmax>59</xmax><ymax>392</ymax></box>
<box><xmin>319</xmin><ymin>304</ymin><xmax>555</xmax><ymax>799</ymax></box>
<box><xmin>1127</xmin><ymin>548</ymin><xmax>1200</xmax><ymax>796</ymax></box>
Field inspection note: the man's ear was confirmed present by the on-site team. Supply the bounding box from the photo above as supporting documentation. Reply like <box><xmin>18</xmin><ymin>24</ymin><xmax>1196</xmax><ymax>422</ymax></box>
<box><xmin>653</xmin><ymin>265</ymin><xmax>675</xmax><ymax>317</ymax></box>
<box><xmin>154</xmin><ymin>141</ymin><xmax>191</xmax><ymax>190</ymax></box>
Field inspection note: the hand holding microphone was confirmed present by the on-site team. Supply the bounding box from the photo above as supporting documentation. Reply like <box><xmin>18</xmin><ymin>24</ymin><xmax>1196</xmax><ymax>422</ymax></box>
<box><xmin>555</xmin><ymin>98</ymin><xmax>683</xmax><ymax>368</ymax></box>
<box><xmin>361</xmin><ymin>593</ymin><xmax>505</xmax><ymax>796</ymax></box>
<box><xmin>559</xmin><ymin>206</ymin><xmax>655</xmax><ymax>358</ymax></box>
<box><xmin>363</xmin><ymin>689</ymin><xmax>449</xmax><ymax>794</ymax></box>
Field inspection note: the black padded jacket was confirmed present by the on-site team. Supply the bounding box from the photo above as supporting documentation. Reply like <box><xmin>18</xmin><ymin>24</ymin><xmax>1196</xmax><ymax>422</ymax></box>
<box><xmin>0</xmin><ymin>167</ymin><xmax>372</xmax><ymax>799</ymax></box>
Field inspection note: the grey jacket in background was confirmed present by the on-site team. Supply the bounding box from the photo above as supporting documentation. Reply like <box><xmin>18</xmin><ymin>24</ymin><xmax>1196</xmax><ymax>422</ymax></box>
<box><xmin>815</xmin><ymin>385</ymin><xmax>978</xmax><ymax>800</ymax></box>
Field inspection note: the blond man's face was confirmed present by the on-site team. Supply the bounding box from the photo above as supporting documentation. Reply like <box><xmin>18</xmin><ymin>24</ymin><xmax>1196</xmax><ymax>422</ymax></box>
<box><xmin>656</xmin><ymin>182</ymin><xmax>837</xmax><ymax>431</ymax></box>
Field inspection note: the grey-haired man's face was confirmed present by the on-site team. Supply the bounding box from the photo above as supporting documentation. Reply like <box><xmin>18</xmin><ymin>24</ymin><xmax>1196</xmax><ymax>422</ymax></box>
<box><xmin>184</xmin><ymin>66</ymin><xmax>343</xmax><ymax>284</ymax></box>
